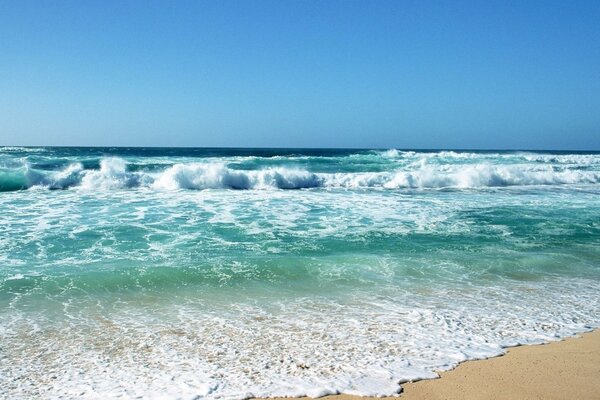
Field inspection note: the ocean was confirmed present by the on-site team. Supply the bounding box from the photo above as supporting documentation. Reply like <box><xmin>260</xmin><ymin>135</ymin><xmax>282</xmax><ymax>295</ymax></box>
<box><xmin>1</xmin><ymin>146</ymin><xmax>599</xmax><ymax>399</ymax></box>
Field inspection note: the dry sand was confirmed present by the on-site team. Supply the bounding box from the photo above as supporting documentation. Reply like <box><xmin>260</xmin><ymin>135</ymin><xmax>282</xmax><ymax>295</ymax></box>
<box><xmin>399</xmin><ymin>329</ymin><xmax>600</xmax><ymax>400</ymax></box>
<box><xmin>267</xmin><ymin>329</ymin><xmax>600</xmax><ymax>400</ymax></box>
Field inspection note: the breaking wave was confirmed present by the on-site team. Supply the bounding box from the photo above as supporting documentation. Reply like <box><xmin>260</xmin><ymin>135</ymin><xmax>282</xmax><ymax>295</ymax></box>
<box><xmin>152</xmin><ymin>163</ymin><xmax>322</xmax><ymax>190</ymax></box>
<box><xmin>1</xmin><ymin>156</ymin><xmax>600</xmax><ymax>192</ymax></box>
<box><xmin>328</xmin><ymin>164</ymin><xmax>600</xmax><ymax>188</ymax></box>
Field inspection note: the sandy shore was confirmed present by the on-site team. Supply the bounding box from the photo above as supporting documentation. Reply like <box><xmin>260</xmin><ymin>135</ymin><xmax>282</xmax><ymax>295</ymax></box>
<box><xmin>399</xmin><ymin>329</ymin><xmax>600</xmax><ymax>399</ymax></box>
<box><xmin>267</xmin><ymin>329</ymin><xmax>600</xmax><ymax>400</ymax></box>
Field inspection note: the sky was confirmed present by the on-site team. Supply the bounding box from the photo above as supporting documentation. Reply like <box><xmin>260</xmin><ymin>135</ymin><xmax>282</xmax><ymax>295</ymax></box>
<box><xmin>1</xmin><ymin>0</ymin><xmax>599</xmax><ymax>149</ymax></box>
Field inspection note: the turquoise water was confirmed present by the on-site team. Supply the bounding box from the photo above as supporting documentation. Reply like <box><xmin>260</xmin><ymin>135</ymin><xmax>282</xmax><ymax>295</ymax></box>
<box><xmin>1</xmin><ymin>147</ymin><xmax>600</xmax><ymax>399</ymax></box>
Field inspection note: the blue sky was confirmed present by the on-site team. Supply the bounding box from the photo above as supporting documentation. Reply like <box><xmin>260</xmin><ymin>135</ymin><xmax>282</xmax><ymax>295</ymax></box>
<box><xmin>1</xmin><ymin>0</ymin><xmax>599</xmax><ymax>149</ymax></box>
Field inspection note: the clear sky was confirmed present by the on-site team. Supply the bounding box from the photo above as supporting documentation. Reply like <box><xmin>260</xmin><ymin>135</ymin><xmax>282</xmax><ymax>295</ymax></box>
<box><xmin>1</xmin><ymin>0</ymin><xmax>599</xmax><ymax>149</ymax></box>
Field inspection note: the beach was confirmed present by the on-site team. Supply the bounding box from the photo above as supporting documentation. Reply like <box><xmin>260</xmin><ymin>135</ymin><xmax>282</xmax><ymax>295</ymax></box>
<box><xmin>3</xmin><ymin>1</ymin><xmax>599</xmax><ymax>398</ymax></box>
<box><xmin>402</xmin><ymin>329</ymin><xmax>600</xmax><ymax>399</ymax></box>
<box><xmin>2</xmin><ymin>0</ymin><xmax>599</xmax><ymax>398</ymax></box>
<box><xmin>267</xmin><ymin>329</ymin><xmax>600</xmax><ymax>400</ymax></box>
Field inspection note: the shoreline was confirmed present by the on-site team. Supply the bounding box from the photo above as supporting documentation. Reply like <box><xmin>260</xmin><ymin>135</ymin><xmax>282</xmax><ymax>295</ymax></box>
<box><xmin>262</xmin><ymin>329</ymin><xmax>600</xmax><ymax>400</ymax></box>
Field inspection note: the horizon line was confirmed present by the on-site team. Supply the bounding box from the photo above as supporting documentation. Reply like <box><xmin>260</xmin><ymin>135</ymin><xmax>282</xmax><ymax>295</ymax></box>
<box><xmin>2</xmin><ymin>145</ymin><xmax>600</xmax><ymax>153</ymax></box>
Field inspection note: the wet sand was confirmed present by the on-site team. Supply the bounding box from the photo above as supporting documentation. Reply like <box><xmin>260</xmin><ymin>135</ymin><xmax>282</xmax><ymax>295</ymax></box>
<box><xmin>267</xmin><ymin>329</ymin><xmax>600</xmax><ymax>400</ymax></box>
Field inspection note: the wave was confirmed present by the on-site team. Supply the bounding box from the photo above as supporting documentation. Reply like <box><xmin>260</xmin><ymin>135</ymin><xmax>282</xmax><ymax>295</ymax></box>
<box><xmin>0</xmin><ymin>146</ymin><xmax>47</xmax><ymax>153</ymax></box>
<box><xmin>1</xmin><ymin>157</ymin><xmax>599</xmax><ymax>192</ymax></box>
<box><xmin>0</xmin><ymin>158</ymin><xmax>324</xmax><ymax>192</ymax></box>
<box><xmin>329</xmin><ymin>164</ymin><xmax>600</xmax><ymax>188</ymax></box>
<box><xmin>376</xmin><ymin>149</ymin><xmax>600</xmax><ymax>165</ymax></box>
<box><xmin>152</xmin><ymin>163</ymin><xmax>322</xmax><ymax>190</ymax></box>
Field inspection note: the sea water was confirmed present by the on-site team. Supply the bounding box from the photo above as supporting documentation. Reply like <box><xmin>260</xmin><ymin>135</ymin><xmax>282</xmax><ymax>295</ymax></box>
<box><xmin>1</xmin><ymin>147</ymin><xmax>599</xmax><ymax>399</ymax></box>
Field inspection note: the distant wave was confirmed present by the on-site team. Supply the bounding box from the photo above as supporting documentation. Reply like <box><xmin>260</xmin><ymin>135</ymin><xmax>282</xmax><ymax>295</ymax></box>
<box><xmin>377</xmin><ymin>149</ymin><xmax>600</xmax><ymax>164</ymax></box>
<box><xmin>328</xmin><ymin>164</ymin><xmax>600</xmax><ymax>188</ymax></box>
<box><xmin>1</xmin><ymin>156</ymin><xmax>600</xmax><ymax>192</ymax></box>
<box><xmin>0</xmin><ymin>146</ymin><xmax>47</xmax><ymax>153</ymax></box>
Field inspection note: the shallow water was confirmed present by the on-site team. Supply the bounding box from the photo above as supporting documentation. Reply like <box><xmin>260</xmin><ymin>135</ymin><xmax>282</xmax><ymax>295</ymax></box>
<box><xmin>1</xmin><ymin>147</ymin><xmax>599</xmax><ymax>399</ymax></box>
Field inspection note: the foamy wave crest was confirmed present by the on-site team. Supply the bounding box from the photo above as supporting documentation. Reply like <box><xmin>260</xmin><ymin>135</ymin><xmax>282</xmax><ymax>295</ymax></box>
<box><xmin>377</xmin><ymin>150</ymin><xmax>600</xmax><ymax>166</ymax></box>
<box><xmin>151</xmin><ymin>162</ymin><xmax>599</xmax><ymax>190</ymax></box>
<box><xmin>522</xmin><ymin>153</ymin><xmax>600</xmax><ymax>165</ymax></box>
<box><xmin>2</xmin><ymin>157</ymin><xmax>599</xmax><ymax>192</ymax></box>
<box><xmin>0</xmin><ymin>158</ymin><xmax>324</xmax><ymax>191</ymax></box>
<box><xmin>79</xmin><ymin>158</ymin><xmax>151</xmax><ymax>189</ymax></box>
<box><xmin>0</xmin><ymin>158</ymin><xmax>148</xmax><ymax>192</ymax></box>
<box><xmin>326</xmin><ymin>164</ymin><xmax>600</xmax><ymax>188</ymax></box>
<box><xmin>153</xmin><ymin>163</ymin><xmax>323</xmax><ymax>190</ymax></box>
<box><xmin>0</xmin><ymin>146</ymin><xmax>47</xmax><ymax>153</ymax></box>
<box><xmin>380</xmin><ymin>149</ymin><xmax>400</xmax><ymax>158</ymax></box>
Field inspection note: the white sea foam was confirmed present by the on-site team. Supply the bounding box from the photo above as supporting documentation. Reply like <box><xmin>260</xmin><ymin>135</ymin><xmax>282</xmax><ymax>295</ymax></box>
<box><xmin>79</xmin><ymin>157</ymin><xmax>149</xmax><ymax>189</ymax></box>
<box><xmin>0</xmin><ymin>146</ymin><xmax>47</xmax><ymax>153</ymax></box>
<box><xmin>378</xmin><ymin>149</ymin><xmax>600</xmax><ymax>166</ymax></box>
<box><xmin>380</xmin><ymin>148</ymin><xmax>400</xmax><ymax>158</ymax></box>
<box><xmin>5</xmin><ymin>156</ymin><xmax>597</xmax><ymax>192</ymax></box>
<box><xmin>1</xmin><ymin>279</ymin><xmax>598</xmax><ymax>400</ymax></box>
<box><xmin>328</xmin><ymin>164</ymin><xmax>600</xmax><ymax>188</ymax></box>
<box><xmin>152</xmin><ymin>163</ymin><xmax>323</xmax><ymax>190</ymax></box>
<box><xmin>4</xmin><ymin>273</ymin><xmax>25</xmax><ymax>280</ymax></box>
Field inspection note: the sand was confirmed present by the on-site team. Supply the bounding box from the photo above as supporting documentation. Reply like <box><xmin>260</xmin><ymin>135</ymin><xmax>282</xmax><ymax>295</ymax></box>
<box><xmin>266</xmin><ymin>329</ymin><xmax>600</xmax><ymax>400</ymax></box>
<box><xmin>399</xmin><ymin>329</ymin><xmax>600</xmax><ymax>399</ymax></box>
